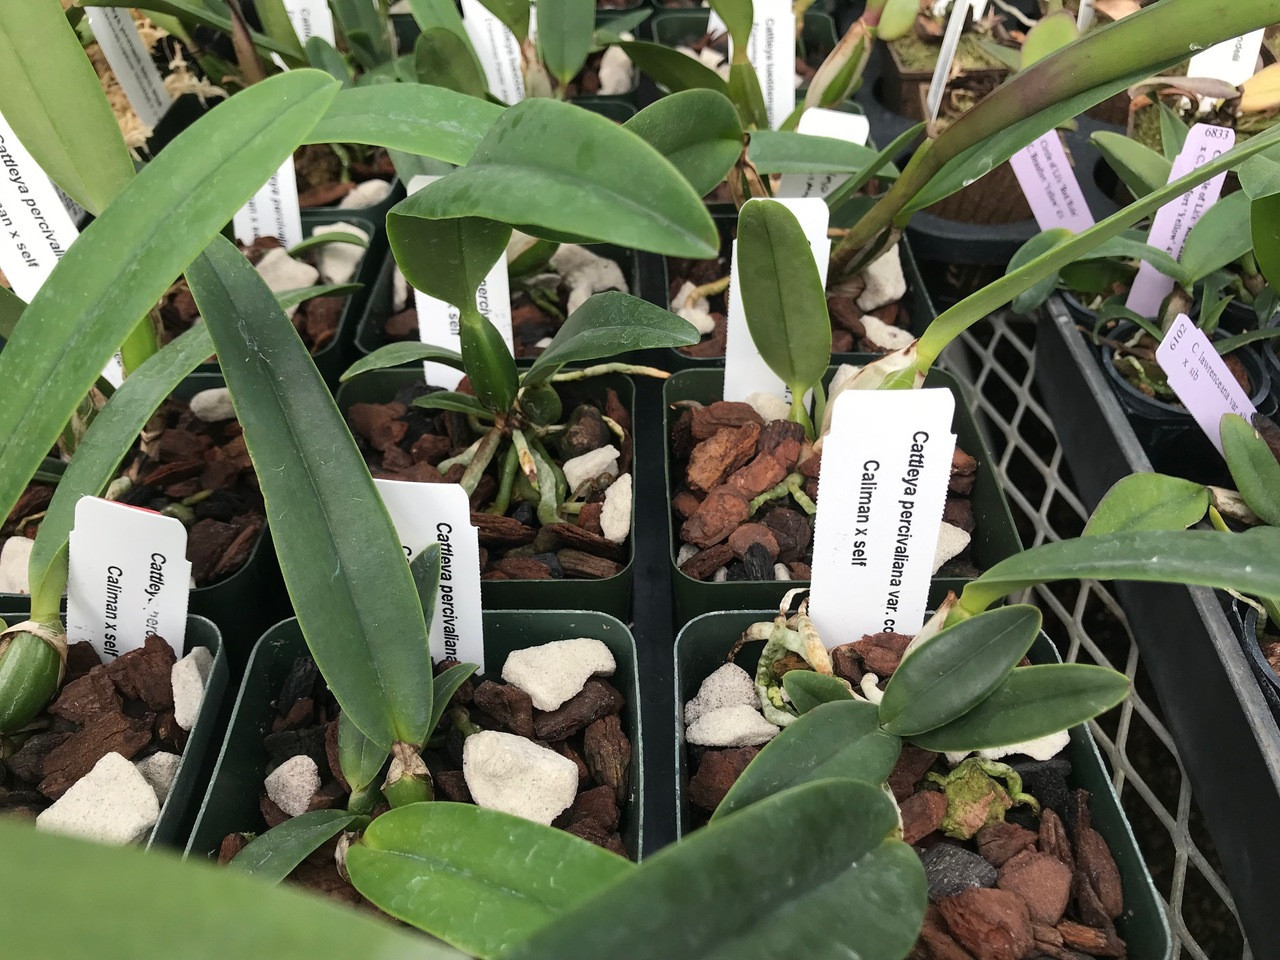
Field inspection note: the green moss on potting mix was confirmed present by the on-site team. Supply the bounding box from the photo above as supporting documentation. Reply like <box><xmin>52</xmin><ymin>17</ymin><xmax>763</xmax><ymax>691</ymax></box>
<box><xmin>888</xmin><ymin>31</ymin><xmax>1009</xmax><ymax>74</ymax></box>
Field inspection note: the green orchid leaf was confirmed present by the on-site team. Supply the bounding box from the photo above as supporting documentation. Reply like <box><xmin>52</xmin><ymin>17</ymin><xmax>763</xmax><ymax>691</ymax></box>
<box><xmin>341</xmin><ymin>343</ymin><xmax>467</xmax><ymax>381</ymax></box>
<box><xmin>229</xmin><ymin>811</ymin><xmax>363</xmax><ymax>883</ymax></box>
<box><xmin>880</xmin><ymin>606</ymin><xmax>1044</xmax><ymax>737</ymax></box>
<box><xmin>737</xmin><ymin>199</ymin><xmax>831</xmax><ymax>398</ymax></box>
<box><xmin>878</xmin><ymin>0</ymin><xmax>918</xmax><ymax>41</ymax></box>
<box><xmin>1084</xmin><ymin>473</ymin><xmax>1210</xmax><ymax>535</ymax></box>
<box><xmin>594</xmin><ymin>9</ymin><xmax>652</xmax><ymax>43</ymax></box>
<box><xmin>623</xmin><ymin>90</ymin><xmax>743</xmax><ymax>199</ymax></box>
<box><xmin>908</xmin><ymin>664</ymin><xmax>1131</xmax><ymax>753</ymax></box>
<box><xmin>339</xmin><ymin>711</ymin><xmax>389</xmax><ymax>795</ymax></box>
<box><xmin>747</xmin><ymin>130</ymin><xmax>896</xmax><ymax>177</ymax></box>
<box><xmin>287</xmin><ymin>231</ymin><xmax>368</xmax><ymax>257</ymax></box>
<box><xmin>976</xmin><ymin>38</ymin><xmax>1023</xmax><ymax>72</ymax></box>
<box><xmin>614</xmin><ymin>40</ymin><xmax>729</xmax><ymax>97</ymax></box>
<box><xmin>186</xmin><ymin>235</ymin><xmax>432</xmax><ymax>751</ymax></box>
<box><xmin>0</xmin><ymin>286</ymin><xmax>25</xmax><ymax>339</ymax></box>
<box><xmin>305</xmin><ymin>36</ymin><xmax>354</xmax><ymax>86</ymax></box>
<box><xmin>1239</xmin><ymin>142</ymin><xmax>1280</xmax><ymax>200</ymax></box>
<box><xmin>1214</xmin><ymin>326</ymin><xmax>1280</xmax><ymax>355</ymax></box>
<box><xmin>1020</xmin><ymin>10</ymin><xmax>1079</xmax><ymax>68</ymax></box>
<box><xmin>410</xmin><ymin>543</ymin><xmax>443</xmax><ymax>628</ymax></box>
<box><xmin>275</xmin><ymin>284</ymin><xmax>363</xmax><ymax>312</ymax></box>
<box><xmin>538</xmin><ymin>0</ymin><xmax>595</xmax><ymax>87</ymax></box>
<box><xmin>0</xmin><ymin>0</ymin><xmax>135</xmax><ymax>216</ymax></box>
<box><xmin>74</xmin><ymin>0</ymin><xmax>297</xmax><ymax>59</ymax></box>
<box><xmin>1008</xmin><ymin>228</ymin><xmax>1073</xmax><ymax>314</ymax></box>
<box><xmin>1251</xmin><ymin>191</ymin><xmax>1280</xmax><ymax>290</ymax></box>
<box><xmin>0</xmin><ymin>70</ymin><xmax>339</xmax><ymax>525</ymax></box>
<box><xmin>506</xmin><ymin>780</ymin><xmax>925</xmax><ymax>960</ymax></box>
<box><xmin>392</xmin><ymin>98</ymin><xmax>718</xmax><ymax>258</ymax></box>
<box><xmin>958</xmin><ymin>527</ymin><xmax>1280</xmax><ymax>617</ymax></box>
<box><xmin>1175</xmin><ymin>190</ymin><xmax>1251</xmax><ymax>283</ymax></box>
<box><xmin>476</xmin><ymin>0</ymin><xmax>530</xmax><ymax>42</ymax></box>
<box><xmin>713</xmin><ymin>702</ymin><xmax>901</xmax><ymax>820</ymax></box>
<box><xmin>389</xmin><ymin>150</ymin><xmax>455</xmax><ymax>185</ymax></box>
<box><xmin>708</xmin><ymin>0</ymin><xmax>752</xmax><ymax>49</ymax></box>
<box><xmin>1157</xmin><ymin>101</ymin><xmax>1189</xmax><ymax>163</ymax></box>
<box><xmin>409</xmin><ymin>0</ymin><xmax>473</xmax><ymax>41</ymax></box>
<box><xmin>429</xmin><ymin>661</ymin><xmax>480</xmax><ymax>736</ymax></box>
<box><xmin>346</xmin><ymin>802</ymin><xmax>632</xmax><ymax>958</ymax></box>
<box><xmin>523</xmin><ymin>291</ymin><xmax>699</xmax><ymax>387</ymax></box>
<box><xmin>26</xmin><ymin>325</ymin><xmax>213</xmax><ymax>602</ymax></box>
<box><xmin>780</xmin><ymin>670</ymin><xmax>855</xmax><ymax>714</ymax></box>
<box><xmin>413</xmin><ymin>392</ymin><xmax>495</xmax><ymax>417</ymax></box>
<box><xmin>416</xmin><ymin>28</ymin><xmax>490</xmax><ymax>98</ymax></box>
<box><xmin>825</xmin><ymin>122</ymin><xmax>926</xmax><ymax>218</ymax></box>
<box><xmin>332</xmin><ymin>0</ymin><xmax>392</xmax><ymax>65</ymax></box>
<box><xmin>0</xmin><ymin>819</ymin><xmax>460</xmax><ymax>960</ymax></box>
<box><xmin>304</xmin><ymin>85</ymin><xmax>503</xmax><ymax>166</ymax></box>
<box><xmin>257</xmin><ymin>0</ymin><xmax>309</xmax><ymax>61</ymax></box>
<box><xmin>1221</xmin><ymin>414</ymin><xmax>1280</xmax><ymax>526</ymax></box>
<box><xmin>725</xmin><ymin>61</ymin><xmax>770</xmax><ymax>130</ymax></box>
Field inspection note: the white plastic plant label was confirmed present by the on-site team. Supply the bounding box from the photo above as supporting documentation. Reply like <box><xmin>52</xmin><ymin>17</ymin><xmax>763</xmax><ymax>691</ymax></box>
<box><xmin>743</xmin><ymin>0</ymin><xmax>796</xmax><ymax>130</ymax></box>
<box><xmin>373</xmin><ymin>479</ymin><xmax>486</xmax><ymax>665</ymax></box>
<box><xmin>407</xmin><ymin>175</ymin><xmax>515</xmax><ymax>389</ymax></box>
<box><xmin>1009</xmin><ymin>132</ymin><xmax>1095</xmax><ymax>233</ymax></box>
<box><xmin>66</xmin><ymin>497</ymin><xmax>191</xmax><ymax>661</ymax></box>
<box><xmin>926</xmin><ymin>0</ymin><xmax>978</xmax><ymax>123</ymax></box>
<box><xmin>282</xmin><ymin>0</ymin><xmax>337</xmax><ymax>44</ymax></box>
<box><xmin>1126</xmin><ymin>123</ymin><xmax>1235</xmax><ymax>318</ymax></box>
<box><xmin>1075</xmin><ymin>0</ymin><xmax>1095</xmax><ymax>31</ymax></box>
<box><xmin>461</xmin><ymin>0</ymin><xmax>525</xmax><ymax>104</ymax></box>
<box><xmin>808</xmin><ymin>388</ymin><xmax>957</xmax><ymax>645</ymax></box>
<box><xmin>1187</xmin><ymin>30</ymin><xmax>1264</xmax><ymax>88</ymax></box>
<box><xmin>233</xmin><ymin>159</ymin><xmax>305</xmax><ymax>249</ymax></box>
<box><xmin>775</xmin><ymin>108</ymin><xmax>871</xmax><ymax>199</ymax></box>
<box><xmin>85</xmin><ymin>8</ymin><xmax>172</xmax><ymax>129</ymax></box>
<box><xmin>723</xmin><ymin>197</ymin><xmax>830</xmax><ymax>404</ymax></box>
<box><xmin>1156</xmin><ymin>313</ymin><xmax>1257</xmax><ymax>456</ymax></box>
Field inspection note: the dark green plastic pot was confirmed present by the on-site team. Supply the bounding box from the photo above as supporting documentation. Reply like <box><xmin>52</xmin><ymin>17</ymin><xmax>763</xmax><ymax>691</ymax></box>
<box><xmin>185</xmin><ymin>609</ymin><xmax>643</xmax><ymax>858</ymax></box>
<box><xmin>335</xmin><ymin>370</ymin><xmax>636</xmax><ymax>618</ymax></box>
<box><xmin>673</xmin><ymin>609</ymin><xmax>1172</xmax><ymax>960</ymax></box>
<box><xmin>663</xmin><ymin>367</ymin><xmax>1022</xmax><ymax>622</ymax></box>
<box><xmin>0</xmin><ymin>606</ymin><xmax>228</xmax><ymax>849</ymax></box>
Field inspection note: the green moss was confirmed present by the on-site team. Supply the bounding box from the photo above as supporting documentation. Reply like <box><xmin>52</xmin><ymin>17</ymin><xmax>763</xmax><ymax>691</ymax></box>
<box><xmin>888</xmin><ymin>31</ymin><xmax>1008</xmax><ymax>74</ymax></box>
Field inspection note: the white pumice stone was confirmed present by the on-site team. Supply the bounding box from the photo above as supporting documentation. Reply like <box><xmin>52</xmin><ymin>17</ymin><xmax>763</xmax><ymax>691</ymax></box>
<box><xmin>313</xmin><ymin>221</ymin><xmax>370</xmax><ymax>286</ymax></box>
<box><xmin>677</xmin><ymin>543</ymin><xmax>699</xmax><ymax>565</ymax></box>
<box><xmin>37</xmin><ymin>753</ymin><xmax>160</xmax><ymax>845</ymax></box>
<box><xmin>337</xmin><ymin>179</ymin><xmax>392</xmax><ymax>210</ymax></box>
<box><xmin>672</xmin><ymin>281</ymin><xmax>715</xmax><ymax>335</ymax></box>
<box><xmin>463</xmin><ymin>731</ymin><xmax>580</xmax><ymax>825</ymax></box>
<box><xmin>134</xmin><ymin>752</ymin><xmax>182</xmax><ymax>805</ymax></box>
<box><xmin>562</xmin><ymin>444</ymin><xmax>620</xmax><ymax>493</ymax></box>
<box><xmin>858</xmin><ymin>313</ymin><xmax>915</xmax><ymax>351</ymax></box>
<box><xmin>189</xmin><ymin>387</ymin><xmax>236</xmax><ymax>423</ymax></box>
<box><xmin>712</xmin><ymin>566</ymin><xmax>728</xmax><ymax>582</ymax></box>
<box><xmin>597</xmin><ymin>44</ymin><xmax>635</xmax><ymax>96</ymax></box>
<box><xmin>550</xmin><ymin>244</ymin><xmax>628</xmax><ymax>313</ymax></box>
<box><xmin>855</xmin><ymin>244</ymin><xmax>907</xmax><ymax>311</ymax></box>
<box><xmin>946</xmin><ymin>729</ymin><xmax>1070</xmax><ymax>766</ymax></box>
<box><xmin>828</xmin><ymin>363</ymin><xmax>863</xmax><ymax>395</ymax></box>
<box><xmin>392</xmin><ymin>266</ymin><xmax>410</xmax><ymax>312</ymax></box>
<box><xmin>686</xmin><ymin>705</ymin><xmax>779</xmax><ymax>747</ymax></box>
<box><xmin>774</xmin><ymin>563</ymin><xmax>791</xmax><ymax>581</ymax></box>
<box><xmin>0</xmin><ymin>535</ymin><xmax>34</xmax><ymax>594</ymax></box>
<box><xmin>265</xmin><ymin>755</ymin><xmax>321</xmax><ymax>817</ymax></box>
<box><xmin>501</xmin><ymin>637</ymin><xmax>616</xmax><ymax>711</ymax></box>
<box><xmin>535</xmin><ymin>336</ymin><xmax>554</xmax><ymax>350</ymax></box>
<box><xmin>601</xmin><ymin>473</ymin><xmax>632</xmax><ymax>544</ymax></box>
<box><xmin>171</xmin><ymin>646</ymin><xmax>213</xmax><ymax>731</ymax></box>
<box><xmin>255</xmin><ymin>247</ymin><xmax>319</xmax><ymax>318</ymax></box>
<box><xmin>932</xmin><ymin>522</ymin><xmax>972</xmax><ymax>575</ymax></box>
<box><xmin>745</xmin><ymin>391</ymin><xmax>791</xmax><ymax>423</ymax></box>
<box><xmin>683</xmin><ymin>662</ymin><xmax>757</xmax><ymax>726</ymax></box>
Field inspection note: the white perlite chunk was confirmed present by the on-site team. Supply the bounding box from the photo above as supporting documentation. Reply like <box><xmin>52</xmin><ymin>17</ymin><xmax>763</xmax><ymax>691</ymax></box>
<box><xmin>858</xmin><ymin>313</ymin><xmax>915</xmax><ymax>351</ymax></box>
<box><xmin>501</xmin><ymin>637</ymin><xmax>616</xmax><ymax>711</ymax></box>
<box><xmin>829</xmin><ymin>363</ymin><xmax>863</xmax><ymax>396</ymax></box>
<box><xmin>463</xmin><ymin>731</ymin><xmax>579</xmax><ymax>824</ymax></box>
<box><xmin>392</xmin><ymin>266</ymin><xmax>410</xmax><ymax>312</ymax></box>
<box><xmin>550</xmin><ymin>244</ymin><xmax>628</xmax><ymax>313</ymax></box>
<box><xmin>686</xmin><ymin>705</ymin><xmax>779</xmax><ymax>747</ymax></box>
<box><xmin>597</xmin><ymin>44</ymin><xmax>635</xmax><ymax>96</ymax></box>
<box><xmin>265</xmin><ymin>755</ymin><xmax>321</xmax><ymax>817</ymax></box>
<box><xmin>313</xmin><ymin>221</ymin><xmax>371</xmax><ymax>286</ymax></box>
<box><xmin>37</xmin><ymin>753</ymin><xmax>160</xmax><ymax>845</ymax></box>
<box><xmin>255</xmin><ymin>247</ymin><xmax>319</xmax><ymax>318</ymax></box>
<box><xmin>946</xmin><ymin>729</ymin><xmax>1070</xmax><ymax>766</ymax></box>
<box><xmin>672</xmin><ymin>280</ymin><xmax>716</xmax><ymax>335</ymax></box>
<box><xmin>0</xmin><ymin>535</ymin><xmax>34</xmax><ymax>594</ymax></box>
<box><xmin>189</xmin><ymin>387</ymin><xmax>236</xmax><ymax>423</ymax></box>
<box><xmin>712</xmin><ymin>567</ymin><xmax>728</xmax><ymax>582</ymax></box>
<box><xmin>338</xmin><ymin>179</ymin><xmax>392</xmax><ymax>210</ymax></box>
<box><xmin>932</xmin><ymin>522</ymin><xmax>972</xmax><ymax>575</ymax></box>
<box><xmin>683</xmin><ymin>663</ymin><xmax>757</xmax><ymax>726</ymax></box>
<box><xmin>677</xmin><ymin>543</ymin><xmax>699</xmax><ymax>565</ymax></box>
<box><xmin>601</xmin><ymin>474</ymin><xmax>632</xmax><ymax>544</ymax></box>
<box><xmin>562</xmin><ymin>444</ymin><xmax>620</xmax><ymax>493</ymax></box>
<box><xmin>745</xmin><ymin>391</ymin><xmax>790</xmax><ymax>423</ymax></box>
<box><xmin>855</xmin><ymin>244</ymin><xmax>907</xmax><ymax>311</ymax></box>
<box><xmin>171</xmin><ymin>646</ymin><xmax>214</xmax><ymax>731</ymax></box>
<box><xmin>774</xmin><ymin>563</ymin><xmax>791</xmax><ymax>581</ymax></box>
<box><xmin>134</xmin><ymin>752</ymin><xmax>182</xmax><ymax>805</ymax></box>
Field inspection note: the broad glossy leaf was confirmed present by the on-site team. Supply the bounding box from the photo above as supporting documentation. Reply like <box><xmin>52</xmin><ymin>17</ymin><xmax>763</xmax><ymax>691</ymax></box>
<box><xmin>306</xmin><ymin>36</ymin><xmax>354</xmax><ymax>86</ymax></box>
<box><xmin>347</xmin><ymin>802</ymin><xmax>632</xmax><ymax>958</ymax></box>
<box><xmin>1008</xmin><ymin>229</ymin><xmax>1072</xmax><ymax>314</ymax></box>
<box><xmin>725</xmin><ymin>61</ymin><xmax>769</xmax><ymax>130</ymax></box>
<box><xmin>1091</xmin><ymin>132</ymin><xmax>1170</xmax><ymax>200</ymax></box>
<box><xmin>187</xmin><ymin>235</ymin><xmax>432</xmax><ymax>751</ymax></box>
<box><xmin>27</xmin><ymin>326</ymin><xmax>213</xmax><ymax>600</ymax></box>
<box><xmin>340</xmin><ymin>711</ymin><xmax>389</xmax><ymax>794</ymax></box>
<box><xmin>1221</xmin><ymin>414</ymin><xmax>1280</xmax><ymax>527</ymax></box>
<box><xmin>0</xmin><ymin>70</ymin><xmax>339</xmax><ymax>525</ymax></box>
<box><xmin>409</xmin><ymin>0</ymin><xmax>473</xmax><ymax>41</ymax></box>
<box><xmin>0</xmin><ymin>0</ymin><xmax>135</xmax><ymax>215</ymax></box>
<box><xmin>538</xmin><ymin>0</ymin><xmax>595</xmax><ymax>86</ymax></box>
<box><xmin>342</xmin><ymin>342</ymin><xmax>467</xmax><ymax>381</ymax></box>
<box><xmin>908</xmin><ymin>664</ymin><xmax>1130</xmax><ymax>752</ymax></box>
<box><xmin>0</xmin><ymin>286</ymin><xmax>26</xmax><ymax>339</ymax></box>
<box><xmin>1084</xmin><ymin>473</ymin><xmax>1209</xmax><ymax>535</ymax></box>
<box><xmin>825</xmin><ymin>121</ymin><xmax>926</xmax><ymax>217</ymax></box>
<box><xmin>257</xmin><ymin>0</ymin><xmax>308</xmax><ymax>61</ymax></box>
<box><xmin>1252</xmin><ymin>191</ymin><xmax>1280</xmax><ymax>290</ymax></box>
<box><xmin>737</xmin><ymin>199</ymin><xmax>830</xmax><ymax>394</ymax></box>
<box><xmin>880</xmin><ymin>606</ymin><xmax>1043</xmax><ymax>737</ymax></box>
<box><xmin>624</xmin><ymin>90</ymin><xmax>743</xmax><ymax>199</ymax></box>
<box><xmin>389</xmin><ymin>150</ymin><xmax>455</xmax><ymax>185</ymax></box>
<box><xmin>1157</xmin><ymin>101</ymin><xmax>1189</xmax><ymax>162</ymax></box>
<box><xmin>287</xmin><ymin>231</ymin><xmax>368</xmax><ymax>257</ymax></box>
<box><xmin>1177</xmin><ymin>190</ymin><xmax>1252</xmax><ymax>282</ymax></box>
<box><xmin>958</xmin><ymin>527</ymin><xmax>1280</xmax><ymax>617</ymax></box>
<box><xmin>748</xmin><ymin>130</ymin><xmax>894</xmax><ymax>176</ymax></box>
<box><xmin>477</xmin><ymin>0</ymin><xmax>530</xmax><ymax>41</ymax></box>
<box><xmin>1239</xmin><ymin>142</ymin><xmax>1280</xmax><ymax>200</ymax></box>
<box><xmin>1020</xmin><ymin>10</ymin><xmax>1078</xmax><ymax>67</ymax></box>
<box><xmin>75</xmin><ymin>0</ymin><xmax>297</xmax><ymax>58</ymax></box>
<box><xmin>714</xmin><ymin>702</ymin><xmax>901</xmax><ymax>819</ymax></box>
<box><xmin>332</xmin><ymin>0</ymin><xmax>391</xmax><ymax>65</ymax></box>
<box><xmin>878</xmin><ymin>0</ymin><xmax>918</xmax><ymax>41</ymax></box>
<box><xmin>708</xmin><ymin>0</ymin><xmax>752</xmax><ymax>48</ymax></box>
<box><xmin>429</xmin><ymin>661</ymin><xmax>479</xmax><ymax>735</ymax></box>
<box><xmin>506</xmin><ymin>780</ymin><xmax>926</xmax><ymax>960</ymax></box>
<box><xmin>392</xmin><ymin>98</ymin><xmax>718</xmax><ymax>258</ymax></box>
<box><xmin>523</xmin><ymin>291</ymin><xmax>699</xmax><ymax>386</ymax></box>
<box><xmin>304</xmin><ymin>85</ymin><xmax>503</xmax><ymax>166</ymax></box>
<box><xmin>593</xmin><ymin>9</ymin><xmax>652</xmax><ymax>43</ymax></box>
<box><xmin>0</xmin><ymin>819</ymin><xmax>459</xmax><ymax>960</ymax></box>
<box><xmin>414</xmin><ymin>392</ymin><xmax>496</xmax><ymax>417</ymax></box>
<box><xmin>614</xmin><ymin>40</ymin><xmax>729</xmax><ymax>97</ymax></box>
<box><xmin>229</xmin><ymin>810</ymin><xmax>363</xmax><ymax>883</ymax></box>
<box><xmin>411</xmin><ymin>542</ymin><xmax>443</xmax><ymax>626</ymax></box>
<box><xmin>275</xmin><ymin>283</ymin><xmax>363</xmax><ymax>311</ymax></box>
<box><xmin>780</xmin><ymin>669</ymin><xmax>855</xmax><ymax>714</ymax></box>
<box><xmin>416</xmin><ymin>28</ymin><xmax>490</xmax><ymax>98</ymax></box>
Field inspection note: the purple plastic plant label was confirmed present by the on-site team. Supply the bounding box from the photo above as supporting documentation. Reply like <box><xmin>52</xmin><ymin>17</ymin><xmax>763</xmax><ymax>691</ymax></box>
<box><xmin>1155</xmin><ymin>313</ymin><xmax>1257</xmax><ymax>456</ymax></box>
<box><xmin>1009</xmin><ymin>132</ymin><xmax>1094</xmax><ymax>233</ymax></box>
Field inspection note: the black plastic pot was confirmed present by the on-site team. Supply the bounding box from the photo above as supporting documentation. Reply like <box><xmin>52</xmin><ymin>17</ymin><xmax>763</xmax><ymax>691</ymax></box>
<box><xmin>184</xmin><ymin>609</ymin><xmax>643</xmax><ymax>857</ymax></box>
<box><xmin>0</xmin><ymin>605</ymin><xmax>228</xmax><ymax>849</ymax></box>
<box><xmin>663</xmin><ymin>366</ymin><xmax>1023</xmax><ymax>622</ymax></box>
<box><xmin>335</xmin><ymin>370</ymin><xmax>637</xmax><ymax>618</ymax></box>
<box><xmin>671</xmin><ymin>609</ymin><xmax>1172</xmax><ymax>960</ymax></box>
<box><xmin>1231</xmin><ymin>600</ymin><xmax>1280</xmax><ymax>720</ymax></box>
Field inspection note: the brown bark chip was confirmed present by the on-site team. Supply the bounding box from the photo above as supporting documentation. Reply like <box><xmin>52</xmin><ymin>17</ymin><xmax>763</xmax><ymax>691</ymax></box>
<box><xmin>557</xmin><ymin>549</ymin><xmax>622</xmax><ymax>579</ymax></box>
<box><xmin>105</xmin><ymin>634</ymin><xmax>178</xmax><ymax>711</ymax></box>
<box><xmin>544</xmin><ymin>523</ymin><xmax>627</xmax><ymax>562</ymax></box>
<box><xmin>889</xmin><ymin>745</ymin><xmax>941</xmax><ymax>802</ymax></box>
<box><xmin>686</xmin><ymin>422</ymin><xmax>761</xmax><ymax>493</ymax></box>
<box><xmin>567</xmin><ymin>784</ymin><xmax>620</xmax><ymax>833</ymax></box>
<box><xmin>471</xmin><ymin>513</ymin><xmax>539</xmax><ymax>548</ymax></box>
<box><xmin>8</xmin><ymin>732</ymin><xmax>71</xmax><ymax>783</ymax></box>
<box><xmin>65</xmin><ymin>641</ymin><xmax>104</xmax><ymax>682</ymax></box>
<box><xmin>977</xmin><ymin>822</ymin><xmax>1038</xmax><ymax>868</ymax></box>
<box><xmin>937</xmin><ymin>888</ymin><xmax>1034</xmax><ymax>960</ymax></box>
<box><xmin>39</xmin><ymin>711</ymin><xmax>154</xmax><ymax>799</ymax></box>
<box><xmin>901</xmin><ymin>790</ymin><xmax>949</xmax><ymax>844</ymax></box>
<box><xmin>1038</xmin><ymin>808</ymin><xmax>1075</xmax><ymax>872</ymax></box>
<box><xmin>583</xmin><ymin>714</ymin><xmax>631</xmax><ymax>804</ymax></box>
<box><xmin>533</xmin><ymin>679</ymin><xmax>624</xmax><ymax>741</ymax></box>
<box><xmin>48</xmin><ymin>667</ymin><xmax>122</xmax><ymax>725</ymax></box>
<box><xmin>1057</xmin><ymin>920</ymin><xmax>1127</xmax><ymax>957</ymax></box>
<box><xmin>756</xmin><ymin>419</ymin><xmax>806</xmax><ymax>464</ymax></box>
<box><xmin>348</xmin><ymin>402</ymin><xmax>408</xmax><ymax>452</ymax></box>
<box><xmin>680</xmin><ymin>488</ymin><xmax>750</xmax><ymax>548</ymax></box>
<box><xmin>724</xmin><ymin>453</ymin><xmax>788</xmax><ymax>500</ymax></box>
<box><xmin>918</xmin><ymin>906</ymin><xmax>977</xmax><ymax>960</ymax></box>
<box><xmin>472</xmin><ymin>680</ymin><xmax>536</xmax><ymax>738</ymax></box>
<box><xmin>830</xmin><ymin>643</ymin><xmax>864</xmax><ymax>686</ymax></box>
<box><xmin>998</xmin><ymin>850</ymin><xmax>1073</xmax><ymax>925</ymax></box>
<box><xmin>690</xmin><ymin>402</ymin><xmax>763</xmax><ymax>440</ymax></box>
<box><xmin>435</xmin><ymin>770</ymin><xmax>473</xmax><ymax>803</ymax></box>
<box><xmin>672</xmin><ymin>489</ymin><xmax>702</xmax><ymax>520</ymax></box>
<box><xmin>858</xmin><ymin>631</ymin><xmax>914</xmax><ymax>677</ymax></box>
<box><xmin>760</xmin><ymin>507</ymin><xmax>812</xmax><ymax>562</ymax></box>
<box><xmin>187</xmin><ymin>519</ymin><xmax>241</xmax><ymax>585</ymax></box>
<box><xmin>1074</xmin><ymin>821</ymin><xmax>1124</xmax><ymax>918</ymax></box>
<box><xmin>680</xmin><ymin>543</ymin><xmax>735</xmax><ymax>582</ymax></box>
<box><xmin>688</xmin><ymin>746</ymin><xmax>760</xmax><ymax>813</ymax></box>
<box><xmin>551</xmin><ymin>741</ymin><xmax>591</xmax><ymax>786</ymax></box>
<box><xmin>727</xmin><ymin>523</ymin><xmax>780</xmax><ymax>561</ymax></box>
<box><xmin>218</xmin><ymin>833</ymin><xmax>249</xmax><ymax>864</ymax></box>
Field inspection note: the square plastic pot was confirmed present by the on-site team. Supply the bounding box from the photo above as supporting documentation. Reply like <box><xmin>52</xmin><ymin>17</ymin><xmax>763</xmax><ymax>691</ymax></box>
<box><xmin>184</xmin><ymin>609</ymin><xmax>643</xmax><ymax>858</ymax></box>
<box><xmin>335</xmin><ymin>370</ymin><xmax>637</xmax><ymax>619</ymax></box>
<box><xmin>663</xmin><ymin>366</ymin><xmax>1023</xmax><ymax>622</ymax></box>
<box><xmin>672</xmin><ymin>609</ymin><xmax>1172</xmax><ymax>960</ymax></box>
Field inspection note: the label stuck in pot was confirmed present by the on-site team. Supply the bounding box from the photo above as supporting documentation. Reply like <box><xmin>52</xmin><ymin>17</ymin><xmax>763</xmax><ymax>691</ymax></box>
<box><xmin>1156</xmin><ymin>313</ymin><xmax>1257</xmax><ymax>455</ymax></box>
